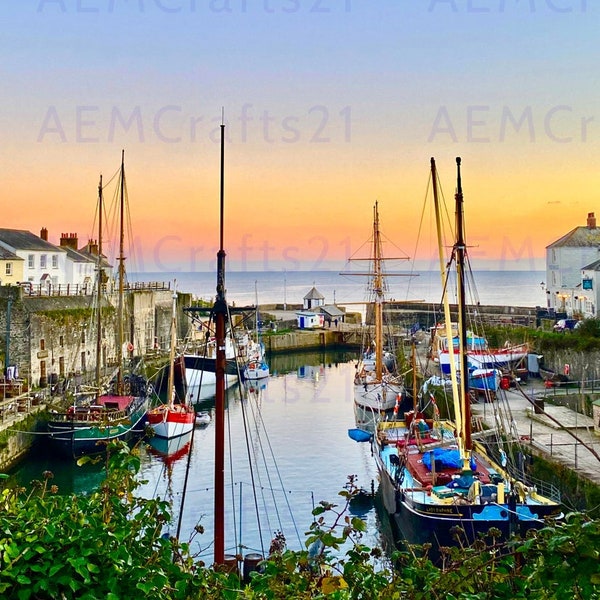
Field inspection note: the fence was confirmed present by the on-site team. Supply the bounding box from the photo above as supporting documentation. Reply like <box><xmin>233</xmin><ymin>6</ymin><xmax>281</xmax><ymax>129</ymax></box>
<box><xmin>22</xmin><ymin>281</ymin><xmax>171</xmax><ymax>297</ymax></box>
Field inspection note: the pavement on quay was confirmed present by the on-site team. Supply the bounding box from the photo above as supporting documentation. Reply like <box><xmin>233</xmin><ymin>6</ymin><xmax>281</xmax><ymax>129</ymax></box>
<box><xmin>471</xmin><ymin>377</ymin><xmax>600</xmax><ymax>491</ymax></box>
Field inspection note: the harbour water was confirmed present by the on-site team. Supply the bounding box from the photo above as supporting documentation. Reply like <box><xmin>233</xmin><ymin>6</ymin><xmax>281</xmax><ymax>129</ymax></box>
<box><xmin>8</xmin><ymin>268</ymin><xmax>546</xmax><ymax>561</ymax></box>
<box><xmin>9</xmin><ymin>351</ymin><xmax>388</xmax><ymax>562</ymax></box>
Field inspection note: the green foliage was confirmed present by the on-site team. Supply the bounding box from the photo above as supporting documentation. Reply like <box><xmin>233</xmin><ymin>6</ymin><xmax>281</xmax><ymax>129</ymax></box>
<box><xmin>1</xmin><ymin>447</ymin><xmax>599</xmax><ymax>599</ymax></box>
<box><xmin>480</xmin><ymin>322</ymin><xmax>600</xmax><ymax>353</ymax></box>
<box><xmin>0</xmin><ymin>442</ymin><xmax>211</xmax><ymax>599</ymax></box>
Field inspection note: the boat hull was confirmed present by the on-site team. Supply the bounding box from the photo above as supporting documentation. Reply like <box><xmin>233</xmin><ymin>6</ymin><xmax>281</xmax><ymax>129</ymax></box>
<box><xmin>243</xmin><ymin>362</ymin><xmax>270</xmax><ymax>380</ymax></box>
<box><xmin>439</xmin><ymin>347</ymin><xmax>528</xmax><ymax>374</ymax></box>
<box><xmin>391</xmin><ymin>486</ymin><xmax>562</xmax><ymax>552</ymax></box>
<box><xmin>146</xmin><ymin>404</ymin><xmax>195</xmax><ymax>439</ymax></box>
<box><xmin>47</xmin><ymin>395</ymin><xmax>149</xmax><ymax>459</ymax></box>
<box><xmin>374</xmin><ymin>439</ymin><xmax>563</xmax><ymax>556</ymax></box>
<box><xmin>354</xmin><ymin>381</ymin><xmax>402</xmax><ymax>411</ymax></box>
<box><xmin>184</xmin><ymin>354</ymin><xmax>239</xmax><ymax>401</ymax></box>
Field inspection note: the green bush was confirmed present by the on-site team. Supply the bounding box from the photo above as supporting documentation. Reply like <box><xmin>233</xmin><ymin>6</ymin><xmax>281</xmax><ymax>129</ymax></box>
<box><xmin>1</xmin><ymin>443</ymin><xmax>599</xmax><ymax>599</ymax></box>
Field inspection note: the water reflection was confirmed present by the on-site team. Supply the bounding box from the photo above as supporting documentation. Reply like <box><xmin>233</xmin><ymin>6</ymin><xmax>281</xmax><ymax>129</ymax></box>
<box><xmin>9</xmin><ymin>351</ymin><xmax>394</xmax><ymax>563</ymax></box>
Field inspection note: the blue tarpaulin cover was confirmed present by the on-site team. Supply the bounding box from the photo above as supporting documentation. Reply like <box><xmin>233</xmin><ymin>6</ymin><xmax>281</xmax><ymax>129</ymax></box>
<box><xmin>422</xmin><ymin>448</ymin><xmax>476</xmax><ymax>472</ymax></box>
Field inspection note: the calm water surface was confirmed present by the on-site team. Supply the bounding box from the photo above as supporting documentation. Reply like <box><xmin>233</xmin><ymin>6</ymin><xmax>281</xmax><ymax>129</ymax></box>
<box><xmin>10</xmin><ymin>351</ymin><xmax>389</xmax><ymax>562</ymax></box>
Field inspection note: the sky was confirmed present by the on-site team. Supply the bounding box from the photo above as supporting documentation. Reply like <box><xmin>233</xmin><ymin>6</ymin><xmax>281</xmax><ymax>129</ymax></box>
<box><xmin>2</xmin><ymin>1</ymin><xmax>598</xmax><ymax>274</ymax></box>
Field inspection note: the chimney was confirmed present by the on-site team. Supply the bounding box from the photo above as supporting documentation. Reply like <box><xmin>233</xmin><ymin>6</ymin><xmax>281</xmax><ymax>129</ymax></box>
<box><xmin>587</xmin><ymin>212</ymin><xmax>596</xmax><ymax>229</ymax></box>
<box><xmin>40</xmin><ymin>227</ymin><xmax>48</xmax><ymax>241</ymax></box>
<box><xmin>60</xmin><ymin>232</ymin><xmax>78</xmax><ymax>250</ymax></box>
<box><xmin>88</xmin><ymin>239</ymin><xmax>99</xmax><ymax>256</ymax></box>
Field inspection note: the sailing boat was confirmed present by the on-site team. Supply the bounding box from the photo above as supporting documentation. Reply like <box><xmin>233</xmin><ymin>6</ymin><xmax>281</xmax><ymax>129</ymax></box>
<box><xmin>146</xmin><ymin>289</ymin><xmax>195</xmax><ymax>439</ymax></box>
<box><xmin>243</xmin><ymin>282</ymin><xmax>269</xmax><ymax>381</ymax></box>
<box><xmin>183</xmin><ymin>312</ymin><xmax>239</xmax><ymax>402</ymax></box>
<box><xmin>342</xmin><ymin>202</ymin><xmax>405</xmax><ymax>412</ymax></box>
<box><xmin>47</xmin><ymin>152</ymin><xmax>150</xmax><ymax>458</ymax></box>
<box><xmin>370</xmin><ymin>158</ymin><xmax>562</xmax><ymax>552</ymax></box>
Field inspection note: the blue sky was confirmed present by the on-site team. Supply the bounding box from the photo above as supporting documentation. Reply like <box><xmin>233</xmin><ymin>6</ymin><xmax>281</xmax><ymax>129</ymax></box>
<box><xmin>1</xmin><ymin>1</ymin><xmax>598</xmax><ymax>272</ymax></box>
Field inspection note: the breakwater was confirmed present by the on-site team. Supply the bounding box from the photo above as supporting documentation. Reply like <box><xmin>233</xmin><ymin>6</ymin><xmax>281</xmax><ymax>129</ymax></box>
<box><xmin>262</xmin><ymin>329</ymin><xmax>361</xmax><ymax>353</ymax></box>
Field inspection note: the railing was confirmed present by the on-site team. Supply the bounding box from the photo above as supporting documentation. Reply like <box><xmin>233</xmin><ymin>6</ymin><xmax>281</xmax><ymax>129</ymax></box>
<box><xmin>49</xmin><ymin>408</ymin><xmax>128</xmax><ymax>424</ymax></box>
<box><xmin>21</xmin><ymin>280</ymin><xmax>171</xmax><ymax>297</ymax></box>
<box><xmin>0</xmin><ymin>391</ymin><xmax>45</xmax><ymax>423</ymax></box>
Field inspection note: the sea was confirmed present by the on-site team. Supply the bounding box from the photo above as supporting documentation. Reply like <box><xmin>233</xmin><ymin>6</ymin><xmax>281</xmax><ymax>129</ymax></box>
<box><xmin>7</xmin><ymin>269</ymin><xmax>545</xmax><ymax>564</ymax></box>
<box><xmin>128</xmin><ymin>269</ymin><xmax>547</xmax><ymax>309</ymax></box>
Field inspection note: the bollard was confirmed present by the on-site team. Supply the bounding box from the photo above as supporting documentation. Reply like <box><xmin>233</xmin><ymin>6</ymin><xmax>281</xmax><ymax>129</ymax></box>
<box><xmin>243</xmin><ymin>553</ymin><xmax>263</xmax><ymax>583</ymax></box>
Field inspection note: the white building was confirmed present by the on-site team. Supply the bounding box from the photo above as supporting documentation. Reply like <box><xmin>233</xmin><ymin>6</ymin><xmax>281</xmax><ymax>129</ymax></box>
<box><xmin>0</xmin><ymin>228</ymin><xmax>67</xmax><ymax>288</ymax></box>
<box><xmin>296</xmin><ymin>311</ymin><xmax>324</xmax><ymax>329</ymax></box>
<box><xmin>303</xmin><ymin>286</ymin><xmax>325</xmax><ymax>310</ymax></box>
<box><xmin>59</xmin><ymin>232</ymin><xmax>97</xmax><ymax>291</ymax></box>
<box><xmin>545</xmin><ymin>212</ymin><xmax>600</xmax><ymax>317</ymax></box>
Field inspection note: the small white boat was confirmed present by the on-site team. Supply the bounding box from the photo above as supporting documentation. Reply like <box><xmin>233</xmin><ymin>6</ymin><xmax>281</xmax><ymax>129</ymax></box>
<box><xmin>195</xmin><ymin>411</ymin><xmax>211</xmax><ymax>427</ymax></box>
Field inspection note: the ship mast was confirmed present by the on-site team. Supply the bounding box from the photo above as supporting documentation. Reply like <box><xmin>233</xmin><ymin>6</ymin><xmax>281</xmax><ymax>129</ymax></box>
<box><xmin>454</xmin><ymin>157</ymin><xmax>473</xmax><ymax>460</ymax></box>
<box><xmin>95</xmin><ymin>175</ymin><xmax>103</xmax><ymax>399</ymax></box>
<box><xmin>167</xmin><ymin>285</ymin><xmax>177</xmax><ymax>408</ymax></box>
<box><xmin>431</xmin><ymin>158</ymin><xmax>463</xmax><ymax>450</ymax></box>
<box><xmin>373</xmin><ymin>202</ymin><xmax>383</xmax><ymax>381</ymax></box>
<box><xmin>116</xmin><ymin>150</ymin><xmax>126</xmax><ymax>396</ymax></box>
<box><xmin>213</xmin><ymin>116</ymin><xmax>227</xmax><ymax>566</ymax></box>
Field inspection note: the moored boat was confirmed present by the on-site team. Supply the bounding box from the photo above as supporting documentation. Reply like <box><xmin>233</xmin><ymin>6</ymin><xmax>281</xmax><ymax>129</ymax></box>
<box><xmin>147</xmin><ymin>289</ymin><xmax>195</xmax><ymax>439</ymax></box>
<box><xmin>369</xmin><ymin>158</ymin><xmax>563</xmax><ymax>556</ymax></box>
<box><xmin>195</xmin><ymin>410</ymin><xmax>211</xmax><ymax>426</ymax></box>
<box><xmin>183</xmin><ymin>330</ymin><xmax>239</xmax><ymax>402</ymax></box>
<box><xmin>342</xmin><ymin>202</ymin><xmax>406</xmax><ymax>412</ymax></box>
<box><xmin>432</xmin><ymin>323</ymin><xmax>529</xmax><ymax>375</ymax></box>
<box><xmin>242</xmin><ymin>284</ymin><xmax>270</xmax><ymax>381</ymax></box>
<box><xmin>47</xmin><ymin>153</ymin><xmax>150</xmax><ymax>458</ymax></box>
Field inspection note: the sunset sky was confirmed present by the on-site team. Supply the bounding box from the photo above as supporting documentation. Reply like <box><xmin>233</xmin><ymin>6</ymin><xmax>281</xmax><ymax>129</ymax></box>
<box><xmin>2</xmin><ymin>2</ymin><xmax>598</xmax><ymax>273</ymax></box>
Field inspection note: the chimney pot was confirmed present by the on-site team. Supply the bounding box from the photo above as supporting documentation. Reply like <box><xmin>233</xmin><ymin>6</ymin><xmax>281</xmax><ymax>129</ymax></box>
<box><xmin>587</xmin><ymin>212</ymin><xmax>596</xmax><ymax>229</ymax></box>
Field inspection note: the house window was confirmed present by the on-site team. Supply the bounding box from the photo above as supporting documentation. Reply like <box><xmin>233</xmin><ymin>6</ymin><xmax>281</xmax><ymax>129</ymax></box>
<box><xmin>5</xmin><ymin>263</ymin><xmax>12</xmax><ymax>276</ymax></box>
<box><xmin>40</xmin><ymin>339</ymin><xmax>45</xmax><ymax>351</ymax></box>
<box><xmin>28</xmin><ymin>255</ymin><xmax>34</xmax><ymax>268</ymax></box>
<box><xmin>81</xmin><ymin>351</ymin><xmax>86</xmax><ymax>373</ymax></box>
<box><xmin>40</xmin><ymin>360</ymin><xmax>47</xmax><ymax>386</ymax></box>
<box><xmin>59</xmin><ymin>335</ymin><xmax>64</xmax><ymax>347</ymax></box>
<box><xmin>40</xmin><ymin>254</ymin><xmax>47</xmax><ymax>269</ymax></box>
<box><xmin>52</xmin><ymin>255</ymin><xmax>58</xmax><ymax>268</ymax></box>
<box><xmin>59</xmin><ymin>356</ymin><xmax>64</xmax><ymax>377</ymax></box>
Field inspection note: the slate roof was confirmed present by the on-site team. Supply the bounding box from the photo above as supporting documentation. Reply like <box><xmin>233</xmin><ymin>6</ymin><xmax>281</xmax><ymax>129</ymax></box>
<box><xmin>581</xmin><ymin>259</ymin><xmax>600</xmax><ymax>271</ymax></box>
<box><xmin>0</xmin><ymin>229</ymin><xmax>65</xmax><ymax>252</ymax></box>
<box><xmin>0</xmin><ymin>246</ymin><xmax>22</xmax><ymax>261</ymax></box>
<box><xmin>304</xmin><ymin>286</ymin><xmax>325</xmax><ymax>300</ymax></box>
<box><xmin>318</xmin><ymin>305</ymin><xmax>345</xmax><ymax>318</ymax></box>
<box><xmin>547</xmin><ymin>226</ymin><xmax>600</xmax><ymax>249</ymax></box>
<box><xmin>62</xmin><ymin>246</ymin><xmax>95</xmax><ymax>264</ymax></box>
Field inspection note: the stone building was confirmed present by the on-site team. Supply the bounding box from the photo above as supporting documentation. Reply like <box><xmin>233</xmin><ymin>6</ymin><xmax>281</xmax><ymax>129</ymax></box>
<box><xmin>545</xmin><ymin>212</ymin><xmax>600</xmax><ymax>318</ymax></box>
<box><xmin>0</xmin><ymin>285</ymin><xmax>192</xmax><ymax>389</ymax></box>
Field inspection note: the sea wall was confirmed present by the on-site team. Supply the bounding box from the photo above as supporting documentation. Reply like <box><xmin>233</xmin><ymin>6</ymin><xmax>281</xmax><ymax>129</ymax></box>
<box><xmin>0</xmin><ymin>411</ymin><xmax>42</xmax><ymax>471</ymax></box>
<box><xmin>539</xmin><ymin>348</ymin><xmax>600</xmax><ymax>386</ymax></box>
<box><xmin>263</xmin><ymin>330</ymin><xmax>361</xmax><ymax>353</ymax></box>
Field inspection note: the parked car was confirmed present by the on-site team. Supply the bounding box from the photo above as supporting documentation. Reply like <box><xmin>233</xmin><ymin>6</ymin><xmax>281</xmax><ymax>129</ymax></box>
<box><xmin>553</xmin><ymin>318</ymin><xmax>579</xmax><ymax>332</ymax></box>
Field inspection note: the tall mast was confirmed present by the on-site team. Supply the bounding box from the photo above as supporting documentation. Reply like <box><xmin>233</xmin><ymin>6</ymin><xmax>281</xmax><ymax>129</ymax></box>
<box><xmin>431</xmin><ymin>158</ymin><xmax>463</xmax><ymax>448</ymax></box>
<box><xmin>95</xmin><ymin>175</ymin><xmax>103</xmax><ymax>398</ymax></box>
<box><xmin>213</xmin><ymin>115</ymin><xmax>227</xmax><ymax>566</ymax></box>
<box><xmin>167</xmin><ymin>284</ymin><xmax>177</xmax><ymax>408</ymax></box>
<box><xmin>454</xmin><ymin>157</ymin><xmax>472</xmax><ymax>457</ymax></box>
<box><xmin>373</xmin><ymin>202</ymin><xmax>383</xmax><ymax>381</ymax></box>
<box><xmin>117</xmin><ymin>149</ymin><xmax>125</xmax><ymax>396</ymax></box>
